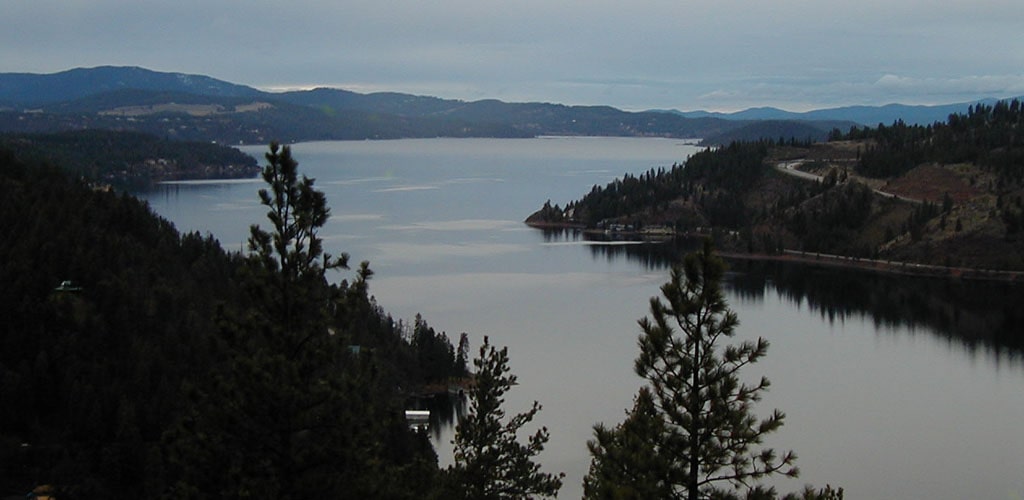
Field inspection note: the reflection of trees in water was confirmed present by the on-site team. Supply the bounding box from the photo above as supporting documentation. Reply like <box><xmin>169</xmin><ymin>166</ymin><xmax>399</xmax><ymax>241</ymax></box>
<box><xmin>538</xmin><ymin>227</ymin><xmax>1024</xmax><ymax>360</ymax></box>
<box><xmin>407</xmin><ymin>393</ymin><xmax>467</xmax><ymax>440</ymax></box>
<box><xmin>538</xmin><ymin>228</ymin><xmax>700</xmax><ymax>271</ymax></box>
<box><xmin>725</xmin><ymin>259</ymin><xmax>1024</xmax><ymax>358</ymax></box>
<box><xmin>539</xmin><ymin>227</ymin><xmax>577</xmax><ymax>243</ymax></box>
<box><xmin>584</xmin><ymin>238</ymin><xmax>692</xmax><ymax>271</ymax></box>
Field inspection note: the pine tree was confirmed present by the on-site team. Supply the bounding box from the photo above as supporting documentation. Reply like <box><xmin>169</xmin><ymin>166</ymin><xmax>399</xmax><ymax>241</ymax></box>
<box><xmin>246</xmin><ymin>141</ymin><xmax>349</xmax><ymax>345</ymax></box>
<box><xmin>585</xmin><ymin>241</ymin><xmax>799</xmax><ymax>500</ymax></box>
<box><xmin>583</xmin><ymin>387</ymin><xmax>673</xmax><ymax>499</ymax></box>
<box><xmin>445</xmin><ymin>337</ymin><xmax>564</xmax><ymax>499</ymax></box>
<box><xmin>455</xmin><ymin>332</ymin><xmax>471</xmax><ymax>378</ymax></box>
<box><xmin>164</xmin><ymin>143</ymin><xmax>412</xmax><ymax>499</ymax></box>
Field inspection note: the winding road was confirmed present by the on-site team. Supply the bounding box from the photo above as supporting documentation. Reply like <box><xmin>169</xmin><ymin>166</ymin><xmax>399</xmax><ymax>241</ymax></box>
<box><xmin>774</xmin><ymin>160</ymin><xmax>922</xmax><ymax>204</ymax></box>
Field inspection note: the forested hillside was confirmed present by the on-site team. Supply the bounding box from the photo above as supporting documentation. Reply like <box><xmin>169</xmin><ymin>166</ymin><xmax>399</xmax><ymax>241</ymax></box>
<box><xmin>697</xmin><ymin>120</ymin><xmax>849</xmax><ymax>146</ymax></box>
<box><xmin>0</xmin><ymin>66</ymin><xmax>846</xmax><ymax>145</ymax></box>
<box><xmin>528</xmin><ymin>99</ymin><xmax>1024</xmax><ymax>272</ymax></box>
<box><xmin>846</xmin><ymin>99</ymin><xmax>1024</xmax><ymax>184</ymax></box>
<box><xmin>0</xmin><ymin>98</ymin><xmax>479</xmax><ymax>145</ymax></box>
<box><xmin>0</xmin><ymin>66</ymin><xmax>262</xmax><ymax>106</ymax></box>
<box><xmin>0</xmin><ymin>145</ymin><xmax>470</xmax><ymax>497</ymax></box>
<box><xmin>0</xmin><ymin>129</ymin><xmax>259</xmax><ymax>187</ymax></box>
<box><xmin>526</xmin><ymin>140</ymin><xmax>777</xmax><ymax>231</ymax></box>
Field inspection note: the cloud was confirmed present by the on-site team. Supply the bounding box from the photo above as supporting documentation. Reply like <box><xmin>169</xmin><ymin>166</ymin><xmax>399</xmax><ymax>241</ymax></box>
<box><xmin>695</xmin><ymin>73</ymin><xmax>1024</xmax><ymax>112</ymax></box>
<box><xmin>3</xmin><ymin>0</ymin><xmax>1024</xmax><ymax>110</ymax></box>
<box><xmin>873</xmin><ymin>74</ymin><xmax>1024</xmax><ymax>98</ymax></box>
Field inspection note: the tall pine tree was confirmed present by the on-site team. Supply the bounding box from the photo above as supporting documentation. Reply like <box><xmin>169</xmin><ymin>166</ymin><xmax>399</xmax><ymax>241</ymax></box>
<box><xmin>246</xmin><ymin>141</ymin><xmax>349</xmax><ymax>343</ymax></box>
<box><xmin>164</xmin><ymin>143</ymin><xmax>424</xmax><ymax>499</ymax></box>
<box><xmin>585</xmin><ymin>241</ymin><xmax>800</xmax><ymax>500</ymax></box>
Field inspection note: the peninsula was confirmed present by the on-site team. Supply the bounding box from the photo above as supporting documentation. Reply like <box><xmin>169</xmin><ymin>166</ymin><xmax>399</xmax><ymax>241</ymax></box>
<box><xmin>527</xmin><ymin>100</ymin><xmax>1024</xmax><ymax>274</ymax></box>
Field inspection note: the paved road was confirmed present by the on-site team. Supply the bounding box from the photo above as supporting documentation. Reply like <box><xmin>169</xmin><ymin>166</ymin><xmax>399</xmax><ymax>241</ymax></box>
<box><xmin>774</xmin><ymin>160</ymin><xmax>922</xmax><ymax>204</ymax></box>
<box><xmin>775</xmin><ymin>160</ymin><xmax>822</xmax><ymax>181</ymax></box>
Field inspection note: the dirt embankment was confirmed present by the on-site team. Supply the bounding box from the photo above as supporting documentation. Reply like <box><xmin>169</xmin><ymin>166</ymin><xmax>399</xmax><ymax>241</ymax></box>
<box><xmin>881</xmin><ymin>163</ymin><xmax>988</xmax><ymax>204</ymax></box>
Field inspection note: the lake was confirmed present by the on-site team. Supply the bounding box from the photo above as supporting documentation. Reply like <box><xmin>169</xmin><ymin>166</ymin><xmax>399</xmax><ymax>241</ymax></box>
<box><xmin>139</xmin><ymin>137</ymin><xmax>1024</xmax><ymax>499</ymax></box>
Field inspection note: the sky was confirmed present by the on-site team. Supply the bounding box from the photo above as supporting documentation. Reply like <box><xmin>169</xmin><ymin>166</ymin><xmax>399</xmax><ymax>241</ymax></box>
<box><xmin>3</xmin><ymin>0</ymin><xmax>1024</xmax><ymax>112</ymax></box>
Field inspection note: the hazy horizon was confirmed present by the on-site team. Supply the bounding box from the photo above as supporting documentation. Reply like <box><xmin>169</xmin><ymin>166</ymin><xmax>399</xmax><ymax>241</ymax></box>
<box><xmin>4</xmin><ymin>1</ymin><xmax>1023</xmax><ymax>113</ymax></box>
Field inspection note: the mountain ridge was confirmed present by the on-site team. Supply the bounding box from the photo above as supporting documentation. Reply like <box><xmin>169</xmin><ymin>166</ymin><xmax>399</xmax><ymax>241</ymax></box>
<box><xmin>1</xmin><ymin>66</ymin><xmax>1013</xmax><ymax>143</ymax></box>
<box><xmin>0</xmin><ymin>66</ymin><xmax>263</xmax><ymax>106</ymax></box>
<box><xmin>659</xmin><ymin>97</ymin><xmax>1024</xmax><ymax>126</ymax></box>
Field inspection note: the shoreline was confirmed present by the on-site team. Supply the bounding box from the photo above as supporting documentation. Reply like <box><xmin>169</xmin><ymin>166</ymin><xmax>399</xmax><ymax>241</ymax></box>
<box><xmin>719</xmin><ymin>249</ymin><xmax>1024</xmax><ymax>283</ymax></box>
<box><xmin>525</xmin><ymin>222</ymin><xmax>1024</xmax><ymax>282</ymax></box>
<box><xmin>524</xmin><ymin>220</ymin><xmax>677</xmax><ymax>238</ymax></box>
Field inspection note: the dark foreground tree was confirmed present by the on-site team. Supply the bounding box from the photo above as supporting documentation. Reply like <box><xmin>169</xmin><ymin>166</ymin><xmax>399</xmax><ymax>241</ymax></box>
<box><xmin>583</xmin><ymin>387</ymin><xmax>673</xmax><ymax>498</ymax></box>
<box><xmin>246</xmin><ymin>141</ymin><xmax>349</xmax><ymax>338</ymax></box>
<box><xmin>164</xmin><ymin>143</ymin><xmax>432</xmax><ymax>498</ymax></box>
<box><xmin>585</xmin><ymin>241</ymin><xmax>840</xmax><ymax>500</ymax></box>
<box><xmin>444</xmin><ymin>337</ymin><xmax>564</xmax><ymax>499</ymax></box>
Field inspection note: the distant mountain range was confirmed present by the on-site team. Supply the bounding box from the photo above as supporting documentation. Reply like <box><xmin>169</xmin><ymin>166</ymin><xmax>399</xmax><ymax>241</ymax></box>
<box><xmin>660</xmin><ymin>97</ymin><xmax>1024</xmax><ymax>127</ymax></box>
<box><xmin>0</xmin><ymin>66</ymin><xmax>1015</xmax><ymax>145</ymax></box>
<box><xmin>0</xmin><ymin>66</ymin><xmax>263</xmax><ymax>106</ymax></box>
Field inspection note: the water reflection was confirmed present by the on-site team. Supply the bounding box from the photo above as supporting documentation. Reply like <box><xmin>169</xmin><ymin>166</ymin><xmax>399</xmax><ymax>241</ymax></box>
<box><xmin>537</xmin><ymin>228</ymin><xmax>700</xmax><ymax>270</ymax></box>
<box><xmin>406</xmin><ymin>392</ymin><xmax>467</xmax><ymax>440</ymax></box>
<box><xmin>727</xmin><ymin>259</ymin><xmax>1024</xmax><ymax>358</ymax></box>
<box><xmin>537</xmin><ymin>229</ymin><xmax>1024</xmax><ymax>358</ymax></box>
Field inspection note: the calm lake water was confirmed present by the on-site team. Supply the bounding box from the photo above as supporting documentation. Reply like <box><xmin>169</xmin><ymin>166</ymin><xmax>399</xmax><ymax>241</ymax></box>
<box><xmin>139</xmin><ymin>137</ymin><xmax>1024</xmax><ymax>499</ymax></box>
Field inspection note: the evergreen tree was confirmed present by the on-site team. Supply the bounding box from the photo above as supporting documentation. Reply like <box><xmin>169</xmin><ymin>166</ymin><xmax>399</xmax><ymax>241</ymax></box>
<box><xmin>445</xmin><ymin>337</ymin><xmax>564</xmax><ymax>499</ymax></box>
<box><xmin>247</xmin><ymin>141</ymin><xmax>349</xmax><ymax>342</ymax></box>
<box><xmin>455</xmin><ymin>332</ymin><xmax>471</xmax><ymax>378</ymax></box>
<box><xmin>585</xmin><ymin>241</ymin><xmax>799</xmax><ymax>500</ymax></box>
<box><xmin>164</xmin><ymin>143</ymin><xmax>421</xmax><ymax>498</ymax></box>
<box><xmin>583</xmin><ymin>387</ymin><xmax>673</xmax><ymax>499</ymax></box>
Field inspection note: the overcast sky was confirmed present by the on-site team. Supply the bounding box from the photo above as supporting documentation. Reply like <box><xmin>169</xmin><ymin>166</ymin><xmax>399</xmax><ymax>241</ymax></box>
<box><xmin>3</xmin><ymin>0</ymin><xmax>1023</xmax><ymax>111</ymax></box>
